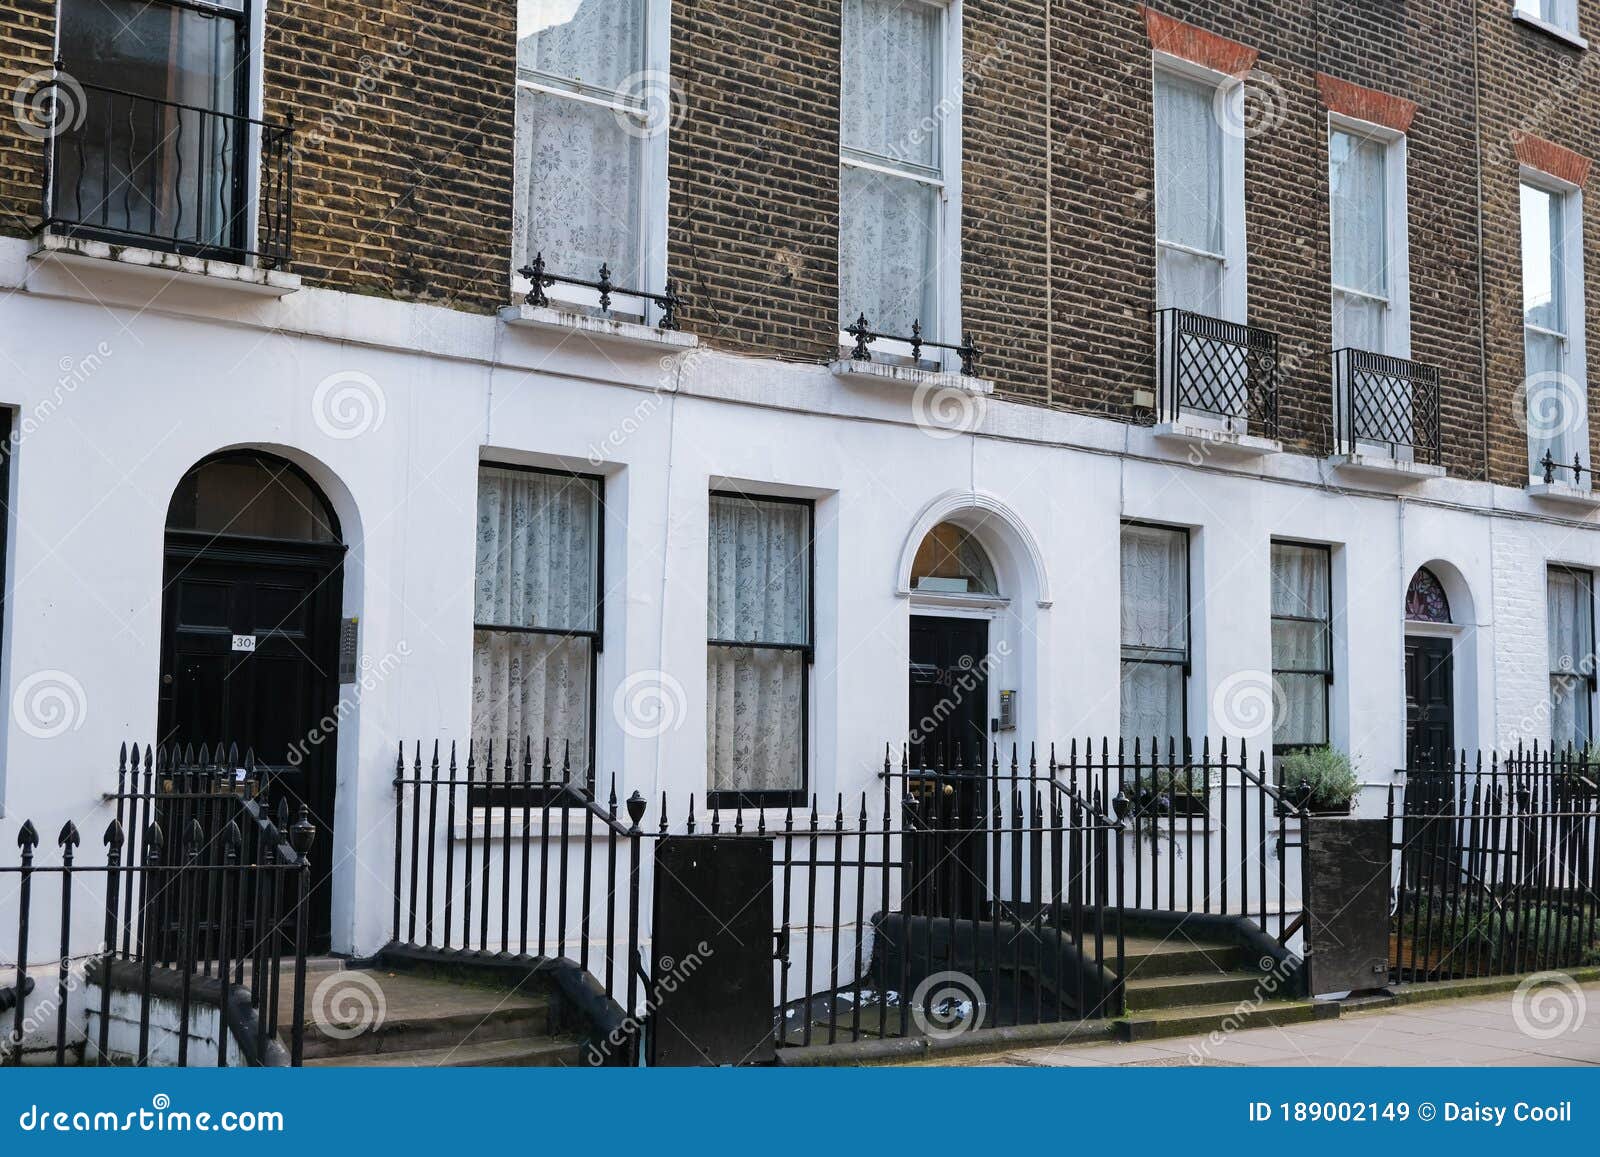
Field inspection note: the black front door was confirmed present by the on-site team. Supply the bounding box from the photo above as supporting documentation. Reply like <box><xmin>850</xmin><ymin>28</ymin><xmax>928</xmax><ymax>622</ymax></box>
<box><xmin>1404</xmin><ymin>635</ymin><xmax>1454</xmax><ymax>772</ymax></box>
<box><xmin>907</xmin><ymin>616</ymin><xmax>990</xmax><ymax>919</ymax></box>
<box><xmin>158</xmin><ymin>537</ymin><xmax>343</xmax><ymax>950</ymax></box>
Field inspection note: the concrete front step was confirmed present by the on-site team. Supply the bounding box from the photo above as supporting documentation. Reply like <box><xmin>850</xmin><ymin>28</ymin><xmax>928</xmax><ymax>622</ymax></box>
<box><xmin>1124</xmin><ymin>970</ymin><xmax>1274</xmax><ymax>1011</ymax></box>
<box><xmin>1119</xmin><ymin>936</ymin><xmax>1251</xmax><ymax>980</ymax></box>
<box><xmin>1118</xmin><ymin>998</ymin><xmax>1338</xmax><ymax>1041</ymax></box>
<box><xmin>287</xmin><ymin>969</ymin><xmax>558</xmax><ymax>1061</ymax></box>
<box><xmin>306</xmin><ymin>1036</ymin><xmax>582</xmax><ymax>1068</ymax></box>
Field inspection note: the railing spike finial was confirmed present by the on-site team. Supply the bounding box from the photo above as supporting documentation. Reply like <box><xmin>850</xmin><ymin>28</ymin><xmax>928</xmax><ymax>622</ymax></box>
<box><xmin>518</xmin><ymin>252</ymin><xmax>552</xmax><ymax>308</ymax></box>
<box><xmin>909</xmin><ymin>318</ymin><xmax>923</xmax><ymax>363</ymax></box>
<box><xmin>659</xmin><ymin>278</ymin><xmax>681</xmax><ymax>330</ymax></box>
<box><xmin>58</xmin><ymin>821</ymin><xmax>80</xmax><ymax>849</ymax></box>
<box><xmin>17</xmin><ymin>820</ymin><xmax>39</xmax><ymax>850</ymax></box>
<box><xmin>959</xmin><ymin>332</ymin><xmax>978</xmax><ymax>377</ymax></box>
<box><xmin>597</xmin><ymin>263</ymin><xmax>613</xmax><ymax>314</ymax></box>
<box><xmin>625</xmin><ymin>790</ymin><xmax>646</xmax><ymax>830</ymax></box>
<box><xmin>290</xmin><ymin>806</ymin><xmax>316</xmax><ymax>859</ymax></box>
<box><xmin>103</xmin><ymin>819</ymin><xmax>123</xmax><ymax>850</ymax></box>
<box><xmin>847</xmin><ymin>313</ymin><xmax>873</xmax><ymax>361</ymax></box>
<box><xmin>1543</xmin><ymin>449</ymin><xmax>1557</xmax><ymax>485</ymax></box>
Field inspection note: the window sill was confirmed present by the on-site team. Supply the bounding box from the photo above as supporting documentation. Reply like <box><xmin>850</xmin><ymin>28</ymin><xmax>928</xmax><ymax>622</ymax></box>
<box><xmin>829</xmin><ymin>358</ymin><xmax>994</xmax><ymax>396</ymax></box>
<box><xmin>1325</xmin><ymin>452</ymin><xmax>1446</xmax><ymax>485</ymax></box>
<box><xmin>1152</xmin><ymin>420</ymin><xmax>1280</xmax><ymax>458</ymax></box>
<box><xmin>30</xmin><ymin>231</ymin><xmax>300</xmax><ymax>297</ymax></box>
<box><xmin>1526</xmin><ymin>480</ymin><xmax>1600</xmax><ymax>509</ymax></box>
<box><xmin>1512</xmin><ymin>9</ymin><xmax>1588</xmax><ymax>50</ymax></box>
<box><xmin>498</xmin><ymin>303</ymin><xmax>699</xmax><ymax>350</ymax></box>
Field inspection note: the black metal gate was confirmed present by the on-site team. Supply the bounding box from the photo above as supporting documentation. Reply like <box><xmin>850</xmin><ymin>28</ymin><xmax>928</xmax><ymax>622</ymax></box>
<box><xmin>649</xmin><ymin>835</ymin><xmax>775</xmax><ymax>1066</ymax></box>
<box><xmin>1302</xmin><ymin>818</ymin><xmax>1391</xmax><ymax>995</ymax></box>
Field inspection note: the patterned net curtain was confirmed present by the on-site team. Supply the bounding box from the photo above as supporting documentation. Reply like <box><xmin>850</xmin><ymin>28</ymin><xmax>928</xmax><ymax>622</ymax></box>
<box><xmin>1404</xmin><ymin>567</ymin><xmax>1451</xmax><ymax>624</ymax></box>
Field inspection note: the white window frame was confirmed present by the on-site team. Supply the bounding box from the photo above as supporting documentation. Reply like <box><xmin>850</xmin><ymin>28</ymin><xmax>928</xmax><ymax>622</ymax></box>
<box><xmin>1327</xmin><ymin>113</ymin><xmax>1411</xmax><ymax>359</ymax></box>
<box><xmin>836</xmin><ymin>0</ymin><xmax>964</xmax><ymax>369</ymax></box>
<box><xmin>1513</xmin><ymin>0</ymin><xmax>1587</xmax><ymax>48</ymax></box>
<box><xmin>510</xmin><ymin>0</ymin><xmax>672</xmax><ymax>317</ymax></box>
<box><xmin>1151</xmin><ymin>52</ymin><xmax>1248</xmax><ymax>326</ymax></box>
<box><xmin>1521</xmin><ymin>167</ymin><xmax>1589</xmax><ymax>478</ymax></box>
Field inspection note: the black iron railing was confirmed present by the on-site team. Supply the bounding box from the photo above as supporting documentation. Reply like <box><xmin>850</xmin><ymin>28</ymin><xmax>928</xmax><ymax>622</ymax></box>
<box><xmin>40</xmin><ymin>71</ymin><xmax>295</xmax><ymax>269</ymax></box>
<box><xmin>1333</xmin><ymin>348</ymin><xmax>1442</xmax><ymax>464</ymax></box>
<box><xmin>1154</xmin><ymin>309</ymin><xmax>1280</xmax><ymax>436</ymax></box>
<box><xmin>1389</xmin><ymin>748</ymin><xmax>1600</xmax><ymax>984</ymax></box>
<box><xmin>3</xmin><ymin>744</ymin><xmax>314</xmax><ymax>1067</ymax></box>
<box><xmin>1539</xmin><ymin>450</ymin><xmax>1590</xmax><ymax>487</ymax></box>
<box><xmin>518</xmin><ymin>253</ymin><xmax>682</xmax><ymax>330</ymax></box>
<box><xmin>844</xmin><ymin>313</ymin><xmax>978</xmax><ymax>376</ymax></box>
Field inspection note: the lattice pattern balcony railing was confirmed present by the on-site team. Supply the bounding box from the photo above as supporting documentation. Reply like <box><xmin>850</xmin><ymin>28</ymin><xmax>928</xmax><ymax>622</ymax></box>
<box><xmin>1154</xmin><ymin>309</ymin><xmax>1280</xmax><ymax>437</ymax></box>
<box><xmin>1332</xmin><ymin>348</ymin><xmax>1441</xmax><ymax>465</ymax></box>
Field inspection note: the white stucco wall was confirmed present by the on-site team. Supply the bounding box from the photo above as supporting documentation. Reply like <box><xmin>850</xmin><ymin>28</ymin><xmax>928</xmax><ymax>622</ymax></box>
<box><xmin>1</xmin><ymin>236</ymin><xmax>1596</xmax><ymax>958</ymax></box>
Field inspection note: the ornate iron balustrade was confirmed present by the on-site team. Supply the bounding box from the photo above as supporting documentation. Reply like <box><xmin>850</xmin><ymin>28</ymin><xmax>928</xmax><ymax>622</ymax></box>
<box><xmin>845</xmin><ymin>313</ymin><xmax>978</xmax><ymax>377</ymax></box>
<box><xmin>1539</xmin><ymin>449</ymin><xmax>1590</xmax><ymax>487</ymax></box>
<box><xmin>40</xmin><ymin>70</ymin><xmax>295</xmax><ymax>269</ymax></box>
<box><xmin>518</xmin><ymin>252</ymin><xmax>682</xmax><ymax>330</ymax></box>
<box><xmin>1332</xmin><ymin>348</ymin><xmax>1442</xmax><ymax>464</ymax></box>
<box><xmin>1154</xmin><ymin>309</ymin><xmax>1280</xmax><ymax>436</ymax></box>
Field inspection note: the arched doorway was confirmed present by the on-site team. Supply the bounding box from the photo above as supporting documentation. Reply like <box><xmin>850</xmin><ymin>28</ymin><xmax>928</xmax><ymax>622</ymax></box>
<box><xmin>159</xmin><ymin>451</ymin><xmax>345</xmax><ymax>949</ymax></box>
<box><xmin>1403</xmin><ymin>566</ymin><xmax>1454</xmax><ymax>771</ymax></box>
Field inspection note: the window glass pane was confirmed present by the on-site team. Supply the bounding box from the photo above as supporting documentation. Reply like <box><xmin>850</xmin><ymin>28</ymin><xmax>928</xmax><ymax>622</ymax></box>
<box><xmin>1154</xmin><ymin>71</ymin><xmax>1223</xmax><ymax>257</ymax></box>
<box><xmin>472</xmin><ymin>630</ymin><xmax>592</xmax><ymax>777</ymax></box>
<box><xmin>475</xmin><ymin>468</ymin><xmax>599</xmax><ymax>633</ymax></box>
<box><xmin>1525</xmin><ymin>331</ymin><xmax>1580</xmax><ymax>474</ymax></box>
<box><xmin>912</xmin><ymin>522</ymin><xmax>999</xmax><ymax>595</ymax></box>
<box><xmin>707</xmin><ymin>495</ymin><xmax>810</xmax><ymax>645</ymax></box>
<box><xmin>1548</xmin><ymin>569</ymin><xmax>1593</xmax><ymax>675</ymax></box>
<box><xmin>1120</xmin><ymin>524</ymin><xmax>1188</xmax><ymax>655</ymax></box>
<box><xmin>841</xmin><ymin>0</ymin><xmax>940</xmax><ymax>166</ymax></box>
<box><xmin>167</xmin><ymin>455</ymin><xmax>339</xmax><ymax>542</ymax></box>
<box><xmin>1120</xmin><ymin>661</ymin><xmax>1184</xmax><ymax>746</ymax></box>
<box><xmin>707</xmin><ymin>648</ymin><xmax>805</xmax><ymax>793</ymax></box>
<box><xmin>1269</xmin><ymin>543</ymin><xmax>1330</xmax><ymax>620</ymax></box>
<box><xmin>1272</xmin><ymin>621</ymin><xmax>1329</xmax><ymax>673</ymax></box>
<box><xmin>1551</xmin><ymin>676</ymin><xmax>1591</xmax><ymax>752</ymax></box>
<box><xmin>839</xmin><ymin>164</ymin><xmax>938</xmax><ymax>334</ymax></box>
<box><xmin>1521</xmin><ymin>183</ymin><xmax>1564</xmax><ymax>335</ymax></box>
<box><xmin>1333</xmin><ymin>289</ymin><xmax>1385</xmax><ymax>353</ymax></box>
<box><xmin>61</xmin><ymin>0</ymin><xmax>237</xmax><ymax>108</ymax></box>
<box><xmin>515</xmin><ymin>89</ymin><xmax>642</xmax><ymax>279</ymax></box>
<box><xmin>517</xmin><ymin>0</ymin><xmax>644</xmax><ymax>93</ymax></box>
<box><xmin>1329</xmin><ymin>129</ymin><xmax>1388</xmax><ymax>301</ymax></box>
<box><xmin>1156</xmin><ymin>245</ymin><xmax>1224</xmax><ymax>315</ymax></box>
<box><xmin>1274</xmin><ymin>673</ymin><xmax>1328</xmax><ymax>748</ymax></box>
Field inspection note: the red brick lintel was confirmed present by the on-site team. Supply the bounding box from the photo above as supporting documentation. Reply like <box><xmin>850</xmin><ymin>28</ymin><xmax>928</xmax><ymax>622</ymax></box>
<box><xmin>1514</xmin><ymin>133</ymin><xmax>1592</xmax><ymax>188</ymax></box>
<box><xmin>1141</xmin><ymin>6</ymin><xmax>1258</xmax><ymax>76</ymax></box>
<box><xmin>1316</xmin><ymin>73</ymin><xmax>1417</xmax><ymax>135</ymax></box>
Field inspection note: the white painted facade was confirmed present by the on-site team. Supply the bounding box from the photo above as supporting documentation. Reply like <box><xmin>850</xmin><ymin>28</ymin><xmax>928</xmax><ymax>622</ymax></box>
<box><xmin>0</xmin><ymin>233</ymin><xmax>1596</xmax><ymax>959</ymax></box>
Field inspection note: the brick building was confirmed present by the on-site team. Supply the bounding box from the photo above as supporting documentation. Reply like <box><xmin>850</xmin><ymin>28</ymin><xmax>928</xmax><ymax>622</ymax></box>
<box><xmin>0</xmin><ymin>0</ymin><xmax>1597</xmax><ymax>960</ymax></box>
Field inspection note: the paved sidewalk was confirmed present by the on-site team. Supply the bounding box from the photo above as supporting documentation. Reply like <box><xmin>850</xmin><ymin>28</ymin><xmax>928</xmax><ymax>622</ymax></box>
<box><xmin>933</xmin><ymin>983</ymin><xmax>1600</xmax><ymax>1067</ymax></box>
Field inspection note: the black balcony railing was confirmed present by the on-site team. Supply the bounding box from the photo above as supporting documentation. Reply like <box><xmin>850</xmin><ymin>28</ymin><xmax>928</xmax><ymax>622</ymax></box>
<box><xmin>40</xmin><ymin>72</ymin><xmax>294</xmax><ymax>269</ymax></box>
<box><xmin>1332</xmin><ymin>348</ymin><xmax>1442</xmax><ymax>465</ymax></box>
<box><xmin>845</xmin><ymin>313</ymin><xmax>978</xmax><ymax>377</ymax></box>
<box><xmin>1154</xmin><ymin>309</ymin><xmax>1280</xmax><ymax>436</ymax></box>
<box><xmin>518</xmin><ymin>253</ymin><xmax>682</xmax><ymax>330</ymax></box>
<box><xmin>1539</xmin><ymin>450</ymin><xmax>1590</xmax><ymax>487</ymax></box>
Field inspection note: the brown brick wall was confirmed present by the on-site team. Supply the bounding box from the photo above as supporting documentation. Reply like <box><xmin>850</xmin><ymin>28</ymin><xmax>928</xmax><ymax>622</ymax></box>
<box><xmin>0</xmin><ymin>0</ymin><xmax>56</xmax><ymax>240</ymax></box>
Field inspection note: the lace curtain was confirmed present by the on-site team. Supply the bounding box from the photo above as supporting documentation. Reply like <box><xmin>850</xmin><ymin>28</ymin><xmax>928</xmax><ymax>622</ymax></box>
<box><xmin>839</xmin><ymin>0</ymin><xmax>941</xmax><ymax>336</ymax></box>
<box><xmin>514</xmin><ymin>0</ymin><xmax>645</xmax><ymax>279</ymax></box>
<box><xmin>1521</xmin><ymin>183</ymin><xmax>1574</xmax><ymax>475</ymax></box>
<box><xmin>472</xmin><ymin>468</ymin><xmax>600</xmax><ymax>781</ymax></box>
<box><xmin>1330</xmin><ymin>129</ymin><xmax>1388</xmax><ymax>352</ymax></box>
<box><xmin>1548</xmin><ymin>568</ymin><xmax>1594</xmax><ymax>751</ymax></box>
<box><xmin>707</xmin><ymin>495</ymin><xmax>810</xmax><ymax>795</ymax></box>
<box><xmin>1120</xmin><ymin>525</ymin><xmax>1188</xmax><ymax>746</ymax></box>
<box><xmin>1270</xmin><ymin>543</ymin><xmax>1331</xmax><ymax>747</ymax></box>
<box><xmin>1155</xmin><ymin>70</ymin><xmax>1224</xmax><ymax>314</ymax></box>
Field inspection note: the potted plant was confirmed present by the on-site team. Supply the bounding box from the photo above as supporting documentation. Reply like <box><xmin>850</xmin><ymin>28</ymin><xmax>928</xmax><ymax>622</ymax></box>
<box><xmin>1279</xmin><ymin>746</ymin><xmax>1359</xmax><ymax>816</ymax></box>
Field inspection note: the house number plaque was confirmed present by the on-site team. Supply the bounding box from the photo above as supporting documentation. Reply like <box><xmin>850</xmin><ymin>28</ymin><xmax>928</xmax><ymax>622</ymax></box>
<box><xmin>231</xmin><ymin>635</ymin><xmax>257</xmax><ymax>653</ymax></box>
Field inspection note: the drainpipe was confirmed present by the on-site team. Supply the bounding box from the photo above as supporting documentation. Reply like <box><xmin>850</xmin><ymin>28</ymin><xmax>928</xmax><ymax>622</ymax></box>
<box><xmin>1471</xmin><ymin>0</ymin><xmax>1491</xmax><ymax>483</ymax></box>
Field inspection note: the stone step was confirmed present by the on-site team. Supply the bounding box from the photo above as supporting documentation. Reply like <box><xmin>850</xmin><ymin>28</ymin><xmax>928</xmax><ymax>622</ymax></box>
<box><xmin>1118</xmin><ymin>998</ymin><xmax>1338</xmax><ymax>1042</ymax></box>
<box><xmin>1118</xmin><ymin>935</ymin><xmax>1252</xmax><ymax>980</ymax></box>
<box><xmin>306</xmin><ymin>1036</ymin><xmax>582</xmax><ymax>1068</ymax></box>
<box><xmin>291</xmin><ymin>970</ymin><xmax>553</xmax><ymax>1060</ymax></box>
<box><xmin>1124</xmin><ymin>970</ymin><xmax>1273</xmax><ymax>1011</ymax></box>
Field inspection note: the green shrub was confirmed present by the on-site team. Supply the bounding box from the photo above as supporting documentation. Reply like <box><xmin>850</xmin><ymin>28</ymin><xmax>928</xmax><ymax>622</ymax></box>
<box><xmin>1279</xmin><ymin>746</ymin><xmax>1358</xmax><ymax>813</ymax></box>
